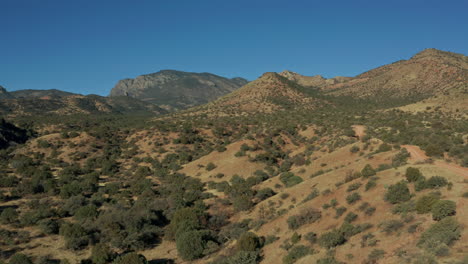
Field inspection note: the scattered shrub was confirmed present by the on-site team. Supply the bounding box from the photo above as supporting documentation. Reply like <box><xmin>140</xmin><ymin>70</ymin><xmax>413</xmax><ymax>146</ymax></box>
<box><xmin>318</xmin><ymin>229</ymin><xmax>346</xmax><ymax>249</ymax></box>
<box><xmin>431</xmin><ymin>200</ymin><xmax>456</xmax><ymax>221</ymax></box>
<box><xmin>361</xmin><ymin>164</ymin><xmax>376</xmax><ymax>178</ymax></box>
<box><xmin>282</xmin><ymin>245</ymin><xmax>313</xmax><ymax>264</ymax></box>
<box><xmin>287</xmin><ymin>208</ymin><xmax>321</xmax><ymax>229</ymax></box>
<box><xmin>380</xmin><ymin>219</ymin><xmax>404</xmax><ymax>235</ymax></box>
<box><xmin>384</xmin><ymin>181</ymin><xmax>411</xmax><ymax>204</ymax></box>
<box><xmin>112</xmin><ymin>252</ymin><xmax>148</xmax><ymax>264</ymax></box>
<box><xmin>236</xmin><ymin>232</ymin><xmax>260</xmax><ymax>252</ymax></box>
<box><xmin>280</xmin><ymin>172</ymin><xmax>303</xmax><ymax>187</ymax></box>
<box><xmin>415</xmin><ymin>194</ymin><xmax>439</xmax><ymax>214</ymax></box>
<box><xmin>346</xmin><ymin>193</ymin><xmax>361</xmax><ymax>204</ymax></box>
<box><xmin>418</xmin><ymin>217</ymin><xmax>461</xmax><ymax>253</ymax></box>
<box><xmin>206</xmin><ymin>162</ymin><xmax>217</xmax><ymax>171</ymax></box>
<box><xmin>405</xmin><ymin>167</ymin><xmax>423</xmax><ymax>182</ymax></box>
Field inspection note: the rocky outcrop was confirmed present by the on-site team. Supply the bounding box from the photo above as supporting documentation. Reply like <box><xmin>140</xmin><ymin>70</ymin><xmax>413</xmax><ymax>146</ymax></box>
<box><xmin>109</xmin><ymin>70</ymin><xmax>248</xmax><ymax>111</ymax></box>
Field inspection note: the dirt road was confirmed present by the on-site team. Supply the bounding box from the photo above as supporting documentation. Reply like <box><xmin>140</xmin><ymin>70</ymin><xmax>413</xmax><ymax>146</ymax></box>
<box><xmin>351</xmin><ymin>125</ymin><xmax>468</xmax><ymax>179</ymax></box>
<box><xmin>402</xmin><ymin>144</ymin><xmax>468</xmax><ymax>178</ymax></box>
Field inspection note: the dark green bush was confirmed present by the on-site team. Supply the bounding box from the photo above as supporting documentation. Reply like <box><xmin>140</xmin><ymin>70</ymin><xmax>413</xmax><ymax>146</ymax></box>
<box><xmin>8</xmin><ymin>254</ymin><xmax>33</xmax><ymax>264</ymax></box>
<box><xmin>415</xmin><ymin>194</ymin><xmax>439</xmax><ymax>214</ymax></box>
<box><xmin>91</xmin><ymin>243</ymin><xmax>115</xmax><ymax>264</ymax></box>
<box><xmin>112</xmin><ymin>252</ymin><xmax>147</xmax><ymax>264</ymax></box>
<box><xmin>384</xmin><ymin>181</ymin><xmax>411</xmax><ymax>204</ymax></box>
<box><xmin>361</xmin><ymin>164</ymin><xmax>376</xmax><ymax>178</ymax></box>
<box><xmin>236</xmin><ymin>232</ymin><xmax>260</xmax><ymax>252</ymax></box>
<box><xmin>282</xmin><ymin>245</ymin><xmax>313</xmax><ymax>264</ymax></box>
<box><xmin>405</xmin><ymin>167</ymin><xmax>423</xmax><ymax>182</ymax></box>
<box><xmin>280</xmin><ymin>172</ymin><xmax>303</xmax><ymax>187</ymax></box>
<box><xmin>318</xmin><ymin>229</ymin><xmax>346</xmax><ymax>249</ymax></box>
<box><xmin>176</xmin><ymin>230</ymin><xmax>210</xmax><ymax>260</ymax></box>
<box><xmin>431</xmin><ymin>200</ymin><xmax>456</xmax><ymax>221</ymax></box>
<box><xmin>346</xmin><ymin>192</ymin><xmax>361</xmax><ymax>204</ymax></box>
<box><xmin>418</xmin><ymin>217</ymin><xmax>461</xmax><ymax>253</ymax></box>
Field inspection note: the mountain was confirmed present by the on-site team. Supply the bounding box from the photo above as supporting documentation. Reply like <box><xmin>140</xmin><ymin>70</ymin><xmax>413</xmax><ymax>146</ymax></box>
<box><xmin>10</xmin><ymin>89</ymin><xmax>77</xmax><ymax>99</ymax></box>
<box><xmin>323</xmin><ymin>48</ymin><xmax>468</xmax><ymax>98</ymax></box>
<box><xmin>188</xmin><ymin>72</ymin><xmax>326</xmax><ymax>116</ymax></box>
<box><xmin>109</xmin><ymin>70</ymin><xmax>248</xmax><ymax>111</ymax></box>
<box><xmin>0</xmin><ymin>118</ymin><xmax>29</xmax><ymax>149</ymax></box>
<box><xmin>0</xmin><ymin>86</ymin><xmax>14</xmax><ymax>99</ymax></box>
<box><xmin>0</xmin><ymin>94</ymin><xmax>166</xmax><ymax>117</ymax></box>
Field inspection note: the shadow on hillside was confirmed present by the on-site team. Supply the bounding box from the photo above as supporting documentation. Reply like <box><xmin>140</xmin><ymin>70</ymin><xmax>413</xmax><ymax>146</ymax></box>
<box><xmin>149</xmin><ymin>259</ymin><xmax>175</xmax><ymax>264</ymax></box>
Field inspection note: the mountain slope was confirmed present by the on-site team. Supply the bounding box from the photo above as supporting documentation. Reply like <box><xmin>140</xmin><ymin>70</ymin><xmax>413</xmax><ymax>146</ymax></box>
<box><xmin>325</xmin><ymin>49</ymin><xmax>467</xmax><ymax>98</ymax></box>
<box><xmin>0</xmin><ymin>94</ymin><xmax>166</xmax><ymax>117</ymax></box>
<box><xmin>187</xmin><ymin>72</ymin><xmax>326</xmax><ymax>116</ymax></box>
<box><xmin>0</xmin><ymin>86</ymin><xmax>14</xmax><ymax>99</ymax></box>
<box><xmin>109</xmin><ymin>70</ymin><xmax>248</xmax><ymax>111</ymax></box>
<box><xmin>10</xmin><ymin>89</ymin><xmax>77</xmax><ymax>99</ymax></box>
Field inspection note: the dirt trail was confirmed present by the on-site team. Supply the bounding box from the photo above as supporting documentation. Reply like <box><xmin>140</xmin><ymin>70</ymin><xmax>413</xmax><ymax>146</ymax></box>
<box><xmin>351</xmin><ymin>125</ymin><xmax>468</xmax><ymax>179</ymax></box>
<box><xmin>352</xmin><ymin>125</ymin><xmax>366</xmax><ymax>139</ymax></box>
<box><xmin>402</xmin><ymin>144</ymin><xmax>468</xmax><ymax>178</ymax></box>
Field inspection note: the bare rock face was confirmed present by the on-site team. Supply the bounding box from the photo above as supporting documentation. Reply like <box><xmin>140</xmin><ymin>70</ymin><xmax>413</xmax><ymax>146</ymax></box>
<box><xmin>278</xmin><ymin>70</ymin><xmax>351</xmax><ymax>88</ymax></box>
<box><xmin>109</xmin><ymin>70</ymin><xmax>248</xmax><ymax>111</ymax></box>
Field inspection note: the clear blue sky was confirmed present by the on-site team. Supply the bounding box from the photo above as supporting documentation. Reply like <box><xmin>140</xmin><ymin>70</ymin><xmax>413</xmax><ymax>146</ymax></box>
<box><xmin>1</xmin><ymin>0</ymin><xmax>467</xmax><ymax>96</ymax></box>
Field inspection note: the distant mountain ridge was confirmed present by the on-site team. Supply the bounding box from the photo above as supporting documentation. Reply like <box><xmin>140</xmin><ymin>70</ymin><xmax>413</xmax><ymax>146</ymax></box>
<box><xmin>0</xmin><ymin>94</ymin><xmax>166</xmax><ymax>117</ymax></box>
<box><xmin>109</xmin><ymin>70</ymin><xmax>248</xmax><ymax>111</ymax></box>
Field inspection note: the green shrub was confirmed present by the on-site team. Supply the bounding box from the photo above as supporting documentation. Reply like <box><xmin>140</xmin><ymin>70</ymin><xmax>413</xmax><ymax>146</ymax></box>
<box><xmin>280</xmin><ymin>172</ymin><xmax>303</xmax><ymax>187</ymax></box>
<box><xmin>405</xmin><ymin>167</ymin><xmax>423</xmax><ymax>182</ymax></box>
<box><xmin>425</xmin><ymin>176</ymin><xmax>448</xmax><ymax>189</ymax></box>
<box><xmin>318</xmin><ymin>229</ymin><xmax>346</xmax><ymax>249</ymax></box>
<box><xmin>392</xmin><ymin>200</ymin><xmax>416</xmax><ymax>215</ymax></box>
<box><xmin>8</xmin><ymin>254</ymin><xmax>33</xmax><ymax>264</ymax></box>
<box><xmin>361</xmin><ymin>164</ymin><xmax>376</xmax><ymax>178</ymax></box>
<box><xmin>346</xmin><ymin>193</ymin><xmax>361</xmax><ymax>204</ymax></box>
<box><xmin>347</xmin><ymin>183</ymin><xmax>362</xmax><ymax>192</ymax></box>
<box><xmin>287</xmin><ymin>208</ymin><xmax>321</xmax><ymax>229</ymax></box>
<box><xmin>415</xmin><ymin>194</ymin><xmax>439</xmax><ymax>214</ymax></box>
<box><xmin>301</xmin><ymin>188</ymin><xmax>319</xmax><ymax>203</ymax></box>
<box><xmin>59</xmin><ymin>222</ymin><xmax>90</xmax><ymax>250</ymax></box>
<box><xmin>91</xmin><ymin>243</ymin><xmax>115</xmax><ymax>264</ymax></box>
<box><xmin>418</xmin><ymin>217</ymin><xmax>461</xmax><ymax>252</ymax></box>
<box><xmin>176</xmin><ymin>230</ymin><xmax>209</xmax><ymax>260</ymax></box>
<box><xmin>431</xmin><ymin>200</ymin><xmax>456</xmax><ymax>221</ymax></box>
<box><xmin>236</xmin><ymin>232</ymin><xmax>260</xmax><ymax>252</ymax></box>
<box><xmin>384</xmin><ymin>181</ymin><xmax>411</xmax><ymax>204</ymax></box>
<box><xmin>206</xmin><ymin>162</ymin><xmax>217</xmax><ymax>171</ymax></box>
<box><xmin>344</xmin><ymin>212</ymin><xmax>358</xmax><ymax>223</ymax></box>
<box><xmin>380</xmin><ymin>219</ymin><xmax>404</xmax><ymax>235</ymax></box>
<box><xmin>282</xmin><ymin>245</ymin><xmax>313</xmax><ymax>264</ymax></box>
<box><xmin>334</xmin><ymin>206</ymin><xmax>347</xmax><ymax>218</ymax></box>
<box><xmin>112</xmin><ymin>252</ymin><xmax>147</xmax><ymax>264</ymax></box>
<box><xmin>365</xmin><ymin>179</ymin><xmax>377</xmax><ymax>191</ymax></box>
<box><xmin>0</xmin><ymin>207</ymin><xmax>18</xmax><ymax>224</ymax></box>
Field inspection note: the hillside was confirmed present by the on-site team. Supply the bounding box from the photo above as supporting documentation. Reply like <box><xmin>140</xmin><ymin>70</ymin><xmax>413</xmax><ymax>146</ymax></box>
<box><xmin>10</xmin><ymin>89</ymin><xmax>77</xmax><ymax>99</ymax></box>
<box><xmin>324</xmin><ymin>49</ymin><xmax>468</xmax><ymax>98</ymax></box>
<box><xmin>0</xmin><ymin>86</ymin><xmax>14</xmax><ymax>99</ymax></box>
<box><xmin>0</xmin><ymin>94</ymin><xmax>166</xmax><ymax>117</ymax></box>
<box><xmin>185</xmin><ymin>72</ymin><xmax>327</xmax><ymax>117</ymax></box>
<box><xmin>0</xmin><ymin>49</ymin><xmax>467</xmax><ymax>264</ymax></box>
<box><xmin>110</xmin><ymin>70</ymin><xmax>248</xmax><ymax>111</ymax></box>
